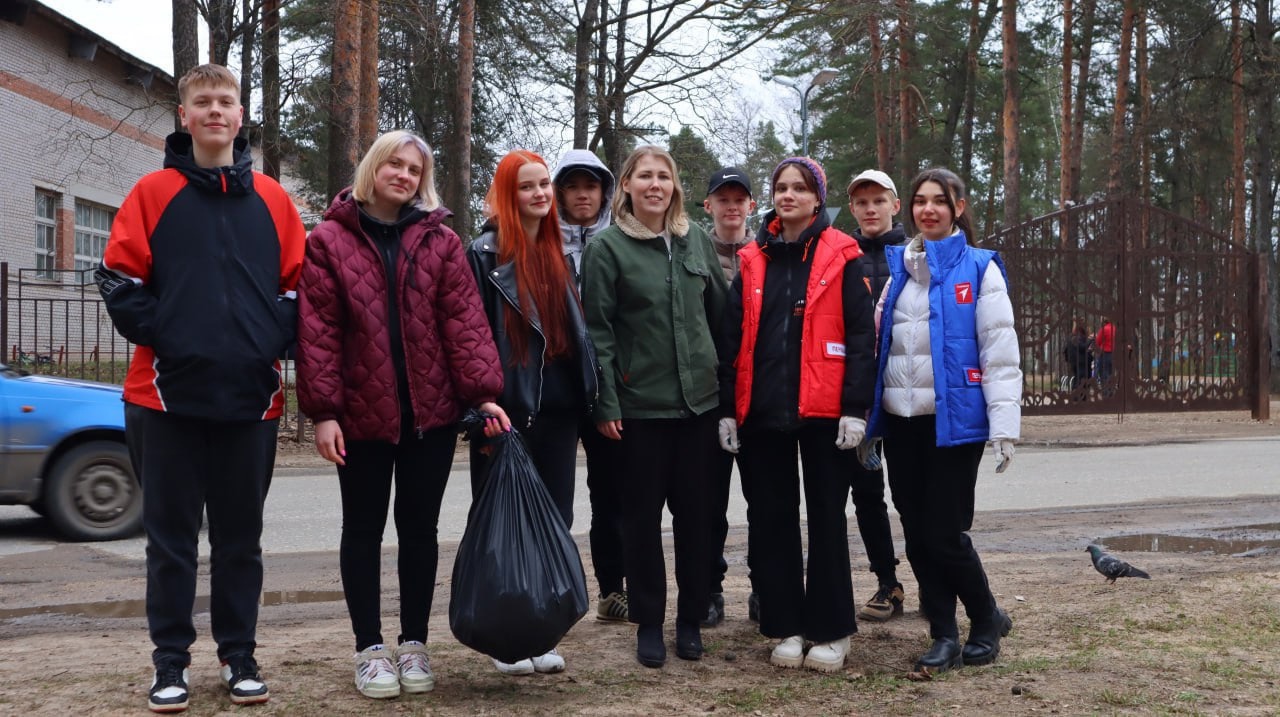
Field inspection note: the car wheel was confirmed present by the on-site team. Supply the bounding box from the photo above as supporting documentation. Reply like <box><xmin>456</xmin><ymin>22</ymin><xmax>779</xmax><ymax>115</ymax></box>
<box><xmin>45</xmin><ymin>441</ymin><xmax>142</xmax><ymax>541</ymax></box>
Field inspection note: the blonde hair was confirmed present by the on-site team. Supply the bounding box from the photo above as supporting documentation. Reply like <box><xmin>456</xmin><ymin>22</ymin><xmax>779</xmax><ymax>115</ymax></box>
<box><xmin>612</xmin><ymin>145</ymin><xmax>688</xmax><ymax>235</ymax></box>
<box><xmin>351</xmin><ymin>130</ymin><xmax>441</xmax><ymax>211</ymax></box>
<box><xmin>177</xmin><ymin>64</ymin><xmax>240</xmax><ymax>103</ymax></box>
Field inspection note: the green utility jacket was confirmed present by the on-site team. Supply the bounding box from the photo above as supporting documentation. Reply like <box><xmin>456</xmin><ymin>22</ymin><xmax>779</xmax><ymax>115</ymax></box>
<box><xmin>582</xmin><ymin>219</ymin><xmax>727</xmax><ymax>421</ymax></box>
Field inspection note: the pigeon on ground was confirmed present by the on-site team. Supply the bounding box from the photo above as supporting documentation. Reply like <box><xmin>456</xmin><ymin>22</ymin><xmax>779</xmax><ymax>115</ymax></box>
<box><xmin>1086</xmin><ymin>544</ymin><xmax>1151</xmax><ymax>583</ymax></box>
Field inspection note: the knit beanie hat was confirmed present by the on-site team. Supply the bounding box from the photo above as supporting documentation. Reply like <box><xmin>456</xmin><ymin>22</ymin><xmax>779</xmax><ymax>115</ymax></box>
<box><xmin>771</xmin><ymin>156</ymin><xmax>828</xmax><ymax>205</ymax></box>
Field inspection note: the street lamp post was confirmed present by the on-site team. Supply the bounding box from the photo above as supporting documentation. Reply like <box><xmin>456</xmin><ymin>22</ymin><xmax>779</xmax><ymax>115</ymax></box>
<box><xmin>771</xmin><ymin>68</ymin><xmax>839</xmax><ymax>157</ymax></box>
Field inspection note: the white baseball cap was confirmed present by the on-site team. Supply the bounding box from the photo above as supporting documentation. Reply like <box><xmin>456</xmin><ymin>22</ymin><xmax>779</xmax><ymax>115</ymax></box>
<box><xmin>847</xmin><ymin>169</ymin><xmax>898</xmax><ymax>197</ymax></box>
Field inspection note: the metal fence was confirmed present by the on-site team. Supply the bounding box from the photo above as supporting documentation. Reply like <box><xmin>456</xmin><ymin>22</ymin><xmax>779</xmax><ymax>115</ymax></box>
<box><xmin>0</xmin><ymin>263</ymin><xmax>305</xmax><ymax>434</ymax></box>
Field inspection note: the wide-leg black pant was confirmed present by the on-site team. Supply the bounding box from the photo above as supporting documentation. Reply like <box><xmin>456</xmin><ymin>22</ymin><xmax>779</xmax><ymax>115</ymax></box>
<box><xmin>618</xmin><ymin>412</ymin><xmax>716</xmax><ymax>626</ymax></box>
<box><xmin>882</xmin><ymin>413</ymin><xmax>995</xmax><ymax>640</ymax></box>
<box><xmin>337</xmin><ymin>423</ymin><xmax>456</xmax><ymax>651</ymax></box>
<box><xmin>738</xmin><ymin>423</ymin><xmax>856</xmax><ymax>643</ymax></box>
<box><xmin>126</xmin><ymin>404</ymin><xmax>278</xmax><ymax>667</ymax></box>
<box><xmin>582</xmin><ymin>419</ymin><xmax>626</xmax><ymax>597</ymax></box>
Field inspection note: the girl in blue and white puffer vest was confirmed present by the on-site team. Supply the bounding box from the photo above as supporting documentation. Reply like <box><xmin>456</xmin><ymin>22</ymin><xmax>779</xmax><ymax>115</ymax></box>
<box><xmin>867</xmin><ymin>167</ymin><xmax>1022</xmax><ymax>675</ymax></box>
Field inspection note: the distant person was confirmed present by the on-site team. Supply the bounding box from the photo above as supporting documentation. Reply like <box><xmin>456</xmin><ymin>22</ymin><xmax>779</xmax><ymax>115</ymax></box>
<box><xmin>868</xmin><ymin>167</ymin><xmax>1022</xmax><ymax>675</ymax></box>
<box><xmin>845</xmin><ymin>169</ymin><xmax>909</xmax><ymax>622</ymax></box>
<box><xmin>96</xmin><ymin>63</ymin><xmax>306</xmax><ymax>713</ymax></box>
<box><xmin>466</xmin><ymin>149</ymin><xmax>599</xmax><ymax>675</ymax></box>
<box><xmin>551</xmin><ymin>149</ymin><xmax>629</xmax><ymax>624</ymax></box>
<box><xmin>297</xmin><ymin>130</ymin><xmax>510</xmax><ymax>700</ymax></box>
<box><xmin>1063</xmin><ymin>323</ymin><xmax>1092</xmax><ymax>400</ymax></box>
<box><xmin>700</xmin><ymin>166</ymin><xmax>756</xmax><ymax>627</ymax></box>
<box><xmin>581</xmin><ymin>145</ymin><xmax>728</xmax><ymax>668</ymax></box>
<box><xmin>1095</xmin><ymin>317</ymin><xmax>1115</xmax><ymax>393</ymax></box>
<box><xmin>719</xmin><ymin>157</ymin><xmax>875</xmax><ymax>673</ymax></box>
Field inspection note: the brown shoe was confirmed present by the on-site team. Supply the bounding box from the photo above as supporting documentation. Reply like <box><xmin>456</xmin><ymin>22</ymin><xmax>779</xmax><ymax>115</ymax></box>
<box><xmin>857</xmin><ymin>584</ymin><xmax>905</xmax><ymax>622</ymax></box>
<box><xmin>596</xmin><ymin>591</ymin><xmax>629</xmax><ymax>622</ymax></box>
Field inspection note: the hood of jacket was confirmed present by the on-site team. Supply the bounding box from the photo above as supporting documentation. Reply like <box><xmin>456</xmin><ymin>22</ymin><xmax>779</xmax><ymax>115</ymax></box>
<box><xmin>163</xmin><ymin>131</ymin><xmax>255</xmax><ymax>195</ymax></box>
<box><xmin>322</xmin><ymin>187</ymin><xmax>443</xmax><ymax>238</ymax></box>
<box><xmin>554</xmin><ymin>149</ymin><xmax>615</xmax><ymax>244</ymax></box>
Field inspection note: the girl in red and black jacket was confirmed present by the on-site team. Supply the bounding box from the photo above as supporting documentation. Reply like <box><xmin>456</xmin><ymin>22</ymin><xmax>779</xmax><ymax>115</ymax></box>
<box><xmin>297</xmin><ymin>130</ymin><xmax>510</xmax><ymax>700</ymax></box>
<box><xmin>717</xmin><ymin>157</ymin><xmax>876</xmax><ymax>673</ymax></box>
<box><xmin>465</xmin><ymin>149</ymin><xmax>599</xmax><ymax>676</ymax></box>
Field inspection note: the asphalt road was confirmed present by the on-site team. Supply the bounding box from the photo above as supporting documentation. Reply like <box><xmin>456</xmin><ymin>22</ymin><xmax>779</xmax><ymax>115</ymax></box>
<box><xmin>1</xmin><ymin>436</ymin><xmax>1277</xmax><ymax>559</ymax></box>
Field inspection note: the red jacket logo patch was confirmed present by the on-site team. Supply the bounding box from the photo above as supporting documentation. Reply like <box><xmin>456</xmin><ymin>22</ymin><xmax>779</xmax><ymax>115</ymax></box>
<box><xmin>966</xmin><ymin>367</ymin><xmax>983</xmax><ymax>384</ymax></box>
<box><xmin>954</xmin><ymin>282</ymin><xmax>973</xmax><ymax>304</ymax></box>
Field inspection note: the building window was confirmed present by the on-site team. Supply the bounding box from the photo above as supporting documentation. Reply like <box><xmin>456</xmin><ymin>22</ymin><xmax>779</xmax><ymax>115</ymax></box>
<box><xmin>35</xmin><ymin>191</ymin><xmax>57</xmax><ymax>279</ymax></box>
<box><xmin>74</xmin><ymin>200</ymin><xmax>114</xmax><ymax>274</ymax></box>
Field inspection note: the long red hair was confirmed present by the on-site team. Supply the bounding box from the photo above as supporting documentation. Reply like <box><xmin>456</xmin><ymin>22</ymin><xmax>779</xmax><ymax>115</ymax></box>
<box><xmin>485</xmin><ymin>150</ymin><xmax>573</xmax><ymax>364</ymax></box>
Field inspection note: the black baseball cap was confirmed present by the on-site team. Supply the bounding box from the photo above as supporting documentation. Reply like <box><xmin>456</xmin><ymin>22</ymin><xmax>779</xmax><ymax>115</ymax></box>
<box><xmin>706</xmin><ymin>167</ymin><xmax>753</xmax><ymax>197</ymax></box>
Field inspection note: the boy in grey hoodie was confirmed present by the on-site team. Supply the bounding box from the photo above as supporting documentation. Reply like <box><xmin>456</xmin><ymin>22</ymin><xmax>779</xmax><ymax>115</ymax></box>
<box><xmin>552</xmin><ymin>149</ymin><xmax>628</xmax><ymax>621</ymax></box>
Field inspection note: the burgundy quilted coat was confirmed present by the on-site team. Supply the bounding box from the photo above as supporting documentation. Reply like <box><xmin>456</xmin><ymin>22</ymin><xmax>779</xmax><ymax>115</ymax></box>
<box><xmin>296</xmin><ymin>190</ymin><xmax>503</xmax><ymax>442</ymax></box>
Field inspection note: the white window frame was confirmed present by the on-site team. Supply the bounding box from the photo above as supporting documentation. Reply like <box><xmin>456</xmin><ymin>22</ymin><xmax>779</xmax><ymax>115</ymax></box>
<box><xmin>35</xmin><ymin>191</ymin><xmax>57</xmax><ymax>279</ymax></box>
<box><xmin>74</xmin><ymin>200</ymin><xmax>115</xmax><ymax>275</ymax></box>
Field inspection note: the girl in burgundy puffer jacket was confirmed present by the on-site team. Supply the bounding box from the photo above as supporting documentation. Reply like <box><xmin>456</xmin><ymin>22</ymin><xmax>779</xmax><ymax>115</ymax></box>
<box><xmin>297</xmin><ymin>130</ymin><xmax>510</xmax><ymax>700</ymax></box>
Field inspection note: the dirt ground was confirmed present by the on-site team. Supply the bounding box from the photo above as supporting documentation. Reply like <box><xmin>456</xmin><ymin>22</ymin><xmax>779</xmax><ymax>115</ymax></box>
<box><xmin>1</xmin><ymin>404</ymin><xmax>1278</xmax><ymax>716</ymax></box>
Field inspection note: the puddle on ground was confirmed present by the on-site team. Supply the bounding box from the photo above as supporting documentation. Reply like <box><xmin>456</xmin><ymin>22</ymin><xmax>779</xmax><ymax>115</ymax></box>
<box><xmin>0</xmin><ymin>589</ymin><xmax>345</xmax><ymax>621</ymax></box>
<box><xmin>1098</xmin><ymin>523</ymin><xmax>1280</xmax><ymax>556</ymax></box>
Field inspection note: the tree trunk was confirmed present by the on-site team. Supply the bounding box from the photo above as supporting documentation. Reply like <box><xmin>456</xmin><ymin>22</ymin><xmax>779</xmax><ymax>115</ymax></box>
<box><xmin>603</xmin><ymin>0</ymin><xmax>629</xmax><ymax>172</ymax></box>
<box><xmin>327</xmin><ymin>0</ymin><xmax>362</xmax><ymax>201</ymax></box>
<box><xmin>961</xmin><ymin>0</ymin><xmax>983</xmax><ymax>179</ymax></box>
<box><xmin>1069</xmin><ymin>0</ymin><xmax>1096</xmax><ymax>201</ymax></box>
<box><xmin>206</xmin><ymin>0</ymin><xmax>234</xmax><ymax>65</ymax></box>
<box><xmin>1106</xmin><ymin>0</ymin><xmax>1136</xmax><ymax>197</ymax></box>
<box><xmin>171</xmin><ymin>0</ymin><xmax>199</xmax><ymax>129</ymax></box>
<box><xmin>359</xmin><ymin>0</ymin><xmax>380</xmax><ymax>155</ymax></box>
<box><xmin>897</xmin><ymin>0</ymin><xmax>914</xmax><ymax>178</ymax></box>
<box><xmin>1060</xmin><ymin>0</ymin><xmax>1072</xmax><ymax>216</ymax></box>
<box><xmin>1001</xmin><ymin>0</ymin><xmax>1019</xmax><ymax>227</ymax></box>
<box><xmin>1230</xmin><ymin>0</ymin><xmax>1246</xmax><ymax>247</ymax></box>
<box><xmin>573</xmin><ymin>0</ymin><xmax>599</xmax><ymax>148</ymax></box>
<box><xmin>1251</xmin><ymin>0</ymin><xmax>1277</xmax><ymax>389</ymax></box>
<box><xmin>593</xmin><ymin>0</ymin><xmax>611</xmax><ymax>156</ymax></box>
<box><xmin>452</xmin><ymin>0</ymin><xmax>476</xmax><ymax>234</ymax></box>
<box><xmin>238</xmin><ymin>0</ymin><xmax>256</xmax><ymax>138</ymax></box>
<box><xmin>261</xmin><ymin>0</ymin><xmax>280</xmax><ymax>180</ymax></box>
<box><xmin>869</xmin><ymin>10</ymin><xmax>889</xmax><ymax>171</ymax></box>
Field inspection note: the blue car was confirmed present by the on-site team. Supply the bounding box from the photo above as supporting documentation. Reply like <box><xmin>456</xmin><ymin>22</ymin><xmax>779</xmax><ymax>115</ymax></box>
<box><xmin>0</xmin><ymin>364</ymin><xmax>140</xmax><ymax>540</ymax></box>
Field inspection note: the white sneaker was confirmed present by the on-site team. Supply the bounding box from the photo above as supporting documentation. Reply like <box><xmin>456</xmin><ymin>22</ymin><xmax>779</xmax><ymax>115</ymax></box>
<box><xmin>531</xmin><ymin>649</ymin><xmax>565</xmax><ymax>674</ymax></box>
<box><xmin>354</xmin><ymin>644</ymin><xmax>400</xmax><ymax>699</ymax></box>
<box><xmin>803</xmin><ymin>636</ymin><xmax>850</xmax><ymax>672</ymax></box>
<box><xmin>492</xmin><ymin>657</ymin><xmax>535</xmax><ymax>675</ymax></box>
<box><xmin>769</xmin><ymin>635</ymin><xmax>805</xmax><ymax>668</ymax></box>
<box><xmin>394</xmin><ymin>641</ymin><xmax>434</xmax><ymax>693</ymax></box>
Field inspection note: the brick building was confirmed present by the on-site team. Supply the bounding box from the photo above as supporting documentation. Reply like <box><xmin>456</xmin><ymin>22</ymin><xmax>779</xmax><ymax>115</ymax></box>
<box><xmin>1</xmin><ymin>0</ymin><xmax>175</xmax><ymax>367</ymax></box>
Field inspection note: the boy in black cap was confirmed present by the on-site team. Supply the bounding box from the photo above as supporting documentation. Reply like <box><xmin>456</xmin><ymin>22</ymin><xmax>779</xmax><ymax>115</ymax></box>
<box><xmin>701</xmin><ymin>167</ymin><xmax>756</xmax><ymax>626</ymax></box>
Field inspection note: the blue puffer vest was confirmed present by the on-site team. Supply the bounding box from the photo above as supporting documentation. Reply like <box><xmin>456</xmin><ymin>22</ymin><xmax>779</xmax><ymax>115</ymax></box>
<box><xmin>868</xmin><ymin>231</ymin><xmax>1007</xmax><ymax>447</ymax></box>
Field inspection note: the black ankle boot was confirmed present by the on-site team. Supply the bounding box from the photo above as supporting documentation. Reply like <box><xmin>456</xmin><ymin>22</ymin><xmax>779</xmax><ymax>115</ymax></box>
<box><xmin>915</xmin><ymin>636</ymin><xmax>963</xmax><ymax>673</ymax></box>
<box><xmin>675</xmin><ymin>619</ymin><xmax>703</xmax><ymax>660</ymax></box>
<box><xmin>636</xmin><ymin>624</ymin><xmax>666</xmax><ymax>668</ymax></box>
<box><xmin>962</xmin><ymin>608</ymin><xmax>1012</xmax><ymax>666</ymax></box>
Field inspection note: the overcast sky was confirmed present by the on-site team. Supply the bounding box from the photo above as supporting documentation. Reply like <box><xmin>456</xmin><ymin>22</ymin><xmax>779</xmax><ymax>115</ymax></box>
<box><xmin>44</xmin><ymin>0</ymin><xmax>196</xmax><ymax>74</ymax></box>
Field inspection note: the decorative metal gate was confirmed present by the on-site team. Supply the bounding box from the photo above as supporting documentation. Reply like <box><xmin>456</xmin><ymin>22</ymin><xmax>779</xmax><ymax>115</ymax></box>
<box><xmin>987</xmin><ymin>198</ymin><xmax>1270</xmax><ymax>418</ymax></box>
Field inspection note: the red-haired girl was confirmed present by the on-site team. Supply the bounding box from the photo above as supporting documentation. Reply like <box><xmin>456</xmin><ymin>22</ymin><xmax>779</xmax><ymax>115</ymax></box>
<box><xmin>466</xmin><ymin>149</ymin><xmax>600</xmax><ymax>676</ymax></box>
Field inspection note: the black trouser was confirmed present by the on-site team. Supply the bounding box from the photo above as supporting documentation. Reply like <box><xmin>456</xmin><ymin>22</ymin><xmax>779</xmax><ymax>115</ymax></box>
<box><xmin>849</xmin><ymin>444</ymin><xmax>900</xmax><ymax>588</ymax></box>
<box><xmin>582</xmin><ymin>419</ymin><xmax>626</xmax><ymax>597</ymax></box>
<box><xmin>618</xmin><ymin>412</ymin><xmax>715</xmax><ymax>626</ymax></box>
<box><xmin>882</xmin><ymin>414</ymin><xmax>995</xmax><ymax>640</ymax></box>
<box><xmin>738</xmin><ymin>423</ymin><xmax>855</xmax><ymax>643</ymax></box>
<box><xmin>707</xmin><ymin>447</ymin><xmax>734</xmax><ymax>594</ymax></box>
<box><xmin>337</xmin><ymin>423</ymin><xmax>456</xmax><ymax>651</ymax></box>
<box><xmin>470</xmin><ymin>410</ymin><xmax>580</xmax><ymax>528</ymax></box>
<box><xmin>126</xmin><ymin>404</ymin><xmax>278</xmax><ymax>667</ymax></box>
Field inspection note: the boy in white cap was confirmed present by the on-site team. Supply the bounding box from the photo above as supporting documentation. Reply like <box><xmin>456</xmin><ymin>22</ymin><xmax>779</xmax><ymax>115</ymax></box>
<box><xmin>846</xmin><ymin>169</ymin><xmax>909</xmax><ymax>621</ymax></box>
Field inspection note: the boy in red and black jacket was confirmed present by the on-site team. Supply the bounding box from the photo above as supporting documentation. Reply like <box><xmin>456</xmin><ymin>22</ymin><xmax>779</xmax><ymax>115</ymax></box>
<box><xmin>96</xmin><ymin>63</ymin><xmax>305</xmax><ymax>714</ymax></box>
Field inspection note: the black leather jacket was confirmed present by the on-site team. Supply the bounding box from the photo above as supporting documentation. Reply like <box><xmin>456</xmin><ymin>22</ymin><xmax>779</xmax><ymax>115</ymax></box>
<box><xmin>466</xmin><ymin>229</ymin><xmax>599</xmax><ymax>429</ymax></box>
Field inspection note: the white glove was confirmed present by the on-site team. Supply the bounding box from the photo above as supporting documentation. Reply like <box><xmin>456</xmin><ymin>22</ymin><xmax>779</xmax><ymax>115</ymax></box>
<box><xmin>718</xmin><ymin>417</ymin><xmax>740</xmax><ymax>454</ymax></box>
<box><xmin>992</xmin><ymin>439</ymin><xmax>1016</xmax><ymax>473</ymax></box>
<box><xmin>835</xmin><ymin>416</ymin><xmax>866</xmax><ymax>450</ymax></box>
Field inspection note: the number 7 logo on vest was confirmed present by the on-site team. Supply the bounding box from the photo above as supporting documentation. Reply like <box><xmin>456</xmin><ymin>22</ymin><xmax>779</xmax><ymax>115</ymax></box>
<box><xmin>954</xmin><ymin>281</ymin><xmax>973</xmax><ymax>304</ymax></box>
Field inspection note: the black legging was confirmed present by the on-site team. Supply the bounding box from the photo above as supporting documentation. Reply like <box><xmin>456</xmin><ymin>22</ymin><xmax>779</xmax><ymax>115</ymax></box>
<box><xmin>336</xmin><ymin>423</ymin><xmax>456</xmax><ymax>651</ymax></box>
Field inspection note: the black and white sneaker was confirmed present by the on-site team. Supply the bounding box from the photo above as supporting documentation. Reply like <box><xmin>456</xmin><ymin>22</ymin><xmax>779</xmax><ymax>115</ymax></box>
<box><xmin>219</xmin><ymin>654</ymin><xmax>270</xmax><ymax>705</ymax></box>
<box><xmin>148</xmin><ymin>662</ymin><xmax>190</xmax><ymax>713</ymax></box>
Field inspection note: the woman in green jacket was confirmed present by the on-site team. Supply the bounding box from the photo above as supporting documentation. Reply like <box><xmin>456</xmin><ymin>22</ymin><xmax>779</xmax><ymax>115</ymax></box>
<box><xmin>581</xmin><ymin>145</ymin><xmax>728</xmax><ymax>668</ymax></box>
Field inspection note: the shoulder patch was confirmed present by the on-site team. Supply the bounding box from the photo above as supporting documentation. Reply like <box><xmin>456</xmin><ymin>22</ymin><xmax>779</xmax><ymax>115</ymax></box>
<box><xmin>954</xmin><ymin>281</ymin><xmax>974</xmax><ymax>304</ymax></box>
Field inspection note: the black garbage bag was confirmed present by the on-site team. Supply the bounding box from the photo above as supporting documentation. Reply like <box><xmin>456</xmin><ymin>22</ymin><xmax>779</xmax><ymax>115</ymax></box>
<box><xmin>449</xmin><ymin>430</ymin><xmax>589</xmax><ymax>663</ymax></box>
